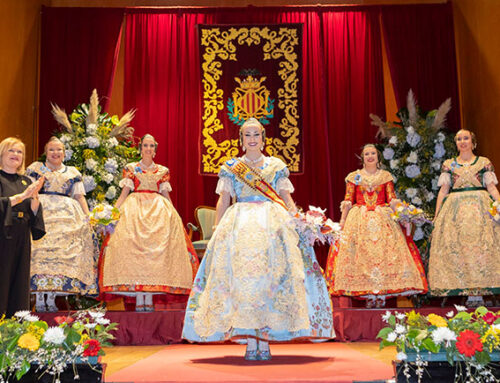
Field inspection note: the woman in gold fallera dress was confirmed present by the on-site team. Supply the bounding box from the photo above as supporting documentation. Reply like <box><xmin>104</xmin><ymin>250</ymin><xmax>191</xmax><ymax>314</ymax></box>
<box><xmin>26</xmin><ymin>137</ymin><xmax>97</xmax><ymax>312</ymax></box>
<box><xmin>324</xmin><ymin>144</ymin><xmax>428</xmax><ymax>308</ymax></box>
<box><xmin>428</xmin><ymin>129</ymin><xmax>500</xmax><ymax>305</ymax></box>
<box><xmin>100</xmin><ymin>134</ymin><xmax>198</xmax><ymax>311</ymax></box>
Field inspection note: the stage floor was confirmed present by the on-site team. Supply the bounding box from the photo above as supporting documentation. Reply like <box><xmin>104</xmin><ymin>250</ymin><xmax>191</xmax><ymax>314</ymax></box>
<box><xmin>101</xmin><ymin>342</ymin><xmax>396</xmax><ymax>383</ymax></box>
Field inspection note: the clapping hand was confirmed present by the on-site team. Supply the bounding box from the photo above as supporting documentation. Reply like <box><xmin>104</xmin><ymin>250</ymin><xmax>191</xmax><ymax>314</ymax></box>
<box><xmin>26</xmin><ymin>176</ymin><xmax>45</xmax><ymax>199</ymax></box>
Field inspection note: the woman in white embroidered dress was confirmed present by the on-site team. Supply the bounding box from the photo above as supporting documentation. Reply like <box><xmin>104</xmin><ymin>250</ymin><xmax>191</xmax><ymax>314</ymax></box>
<box><xmin>183</xmin><ymin>118</ymin><xmax>334</xmax><ymax>361</ymax></box>
<box><xmin>100</xmin><ymin>134</ymin><xmax>198</xmax><ymax>311</ymax></box>
<box><xmin>428</xmin><ymin>129</ymin><xmax>500</xmax><ymax>306</ymax></box>
<box><xmin>26</xmin><ymin>137</ymin><xmax>97</xmax><ymax>312</ymax></box>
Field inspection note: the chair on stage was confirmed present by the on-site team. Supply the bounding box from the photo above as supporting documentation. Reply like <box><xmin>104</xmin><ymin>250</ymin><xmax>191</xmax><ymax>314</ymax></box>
<box><xmin>187</xmin><ymin>205</ymin><xmax>216</xmax><ymax>259</ymax></box>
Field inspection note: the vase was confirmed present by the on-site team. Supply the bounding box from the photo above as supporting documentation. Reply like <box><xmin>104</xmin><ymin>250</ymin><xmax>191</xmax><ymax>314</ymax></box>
<box><xmin>394</xmin><ymin>351</ymin><xmax>500</xmax><ymax>383</ymax></box>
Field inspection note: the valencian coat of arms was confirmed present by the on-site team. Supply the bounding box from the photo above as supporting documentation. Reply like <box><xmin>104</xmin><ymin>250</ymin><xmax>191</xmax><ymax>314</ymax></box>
<box><xmin>227</xmin><ymin>75</ymin><xmax>274</xmax><ymax>126</ymax></box>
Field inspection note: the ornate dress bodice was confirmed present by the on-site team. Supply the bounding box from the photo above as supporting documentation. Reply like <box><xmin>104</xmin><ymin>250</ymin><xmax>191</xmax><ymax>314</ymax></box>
<box><xmin>121</xmin><ymin>162</ymin><xmax>170</xmax><ymax>193</ymax></box>
<box><xmin>26</xmin><ymin>162</ymin><xmax>82</xmax><ymax>197</ymax></box>
<box><xmin>344</xmin><ymin>169</ymin><xmax>396</xmax><ymax>211</ymax></box>
<box><xmin>218</xmin><ymin>157</ymin><xmax>292</xmax><ymax>202</ymax></box>
<box><xmin>441</xmin><ymin>156</ymin><xmax>496</xmax><ymax>191</ymax></box>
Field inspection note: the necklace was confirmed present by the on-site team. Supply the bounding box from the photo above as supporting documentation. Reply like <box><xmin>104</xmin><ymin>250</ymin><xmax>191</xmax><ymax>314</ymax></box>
<box><xmin>243</xmin><ymin>155</ymin><xmax>264</xmax><ymax>165</ymax></box>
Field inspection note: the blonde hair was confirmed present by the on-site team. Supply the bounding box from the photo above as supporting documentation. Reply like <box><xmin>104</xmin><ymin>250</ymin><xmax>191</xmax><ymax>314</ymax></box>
<box><xmin>239</xmin><ymin>118</ymin><xmax>266</xmax><ymax>146</ymax></box>
<box><xmin>0</xmin><ymin>137</ymin><xmax>26</xmax><ymax>174</ymax></box>
<box><xmin>44</xmin><ymin>136</ymin><xmax>65</xmax><ymax>156</ymax></box>
<box><xmin>454</xmin><ymin>129</ymin><xmax>477</xmax><ymax>148</ymax></box>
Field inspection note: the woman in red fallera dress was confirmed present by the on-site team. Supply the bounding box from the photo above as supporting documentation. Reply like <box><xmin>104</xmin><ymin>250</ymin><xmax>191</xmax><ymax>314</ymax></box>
<box><xmin>324</xmin><ymin>144</ymin><xmax>428</xmax><ymax>308</ymax></box>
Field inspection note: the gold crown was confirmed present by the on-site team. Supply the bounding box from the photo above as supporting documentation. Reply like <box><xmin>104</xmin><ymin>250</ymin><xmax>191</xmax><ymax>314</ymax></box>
<box><xmin>235</xmin><ymin>75</ymin><xmax>266</xmax><ymax>90</ymax></box>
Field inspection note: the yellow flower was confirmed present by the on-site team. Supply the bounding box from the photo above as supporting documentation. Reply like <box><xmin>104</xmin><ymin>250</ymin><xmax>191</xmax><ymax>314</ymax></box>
<box><xmin>79</xmin><ymin>333</ymin><xmax>89</xmax><ymax>344</ymax></box>
<box><xmin>97</xmin><ymin>193</ymin><xmax>106</xmax><ymax>202</ymax></box>
<box><xmin>70</xmin><ymin>112</ymin><xmax>82</xmax><ymax>122</ymax></box>
<box><xmin>98</xmin><ymin>126</ymin><xmax>111</xmax><ymax>136</ymax></box>
<box><xmin>111</xmin><ymin>115</ymin><xmax>120</xmax><ymax>125</ymax></box>
<box><xmin>18</xmin><ymin>333</ymin><xmax>40</xmax><ymax>351</ymax></box>
<box><xmin>83</xmin><ymin>149</ymin><xmax>97</xmax><ymax>159</ymax></box>
<box><xmin>481</xmin><ymin>327</ymin><xmax>500</xmax><ymax>352</ymax></box>
<box><xmin>406</xmin><ymin>310</ymin><xmax>423</xmax><ymax>327</ymax></box>
<box><xmin>27</xmin><ymin>324</ymin><xmax>46</xmax><ymax>339</ymax></box>
<box><xmin>427</xmin><ymin>313</ymin><xmax>448</xmax><ymax>327</ymax></box>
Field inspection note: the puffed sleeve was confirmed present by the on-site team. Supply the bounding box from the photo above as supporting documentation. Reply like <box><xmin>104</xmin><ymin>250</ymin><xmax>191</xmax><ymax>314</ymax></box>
<box><xmin>482</xmin><ymin>159</ymin><xmax>499</xmax><ymax>187</ymax></box>
<box><xmin>158</xmin><ymin>168</ymin><xmax>172</xmax><ymax>193</ymax></box>
<box><xmin>119</xmin><ymin>164</ymin><xmax>135</xmax><ymax>190</ymax></box>
<box><xmin>275</xmin><ymin>167</ymin><xmax>295</xmax><ymax>194</ymax></box>
<box><xmin>25</xmin><ymin>163</ymin><xmax>41</xmax><ymax>182</ymax></box>
<box><xmin>215</xmin><ymin>166</ymin><xmax>235</xmax><ymax>197</ymax></box>
<box><xmin>437</xmin><ymin>161</ymin><xmax>452</xmax><ymax>187</ymax></box>
<box><xmin>70</xmin><ymin>169</ymin><xmax>86</xmax><ymax>197</ymax></box>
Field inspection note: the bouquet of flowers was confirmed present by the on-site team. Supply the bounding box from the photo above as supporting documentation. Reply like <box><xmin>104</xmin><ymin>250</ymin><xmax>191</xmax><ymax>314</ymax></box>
<box><xmin>293</xmin><ymin>206</ymin><xmax>342</xmax><ymax>246</ymax></box>
<box><xmin>50</xmin><ymin>89</ymin><xmax>140</xmax><ymax>210</ymax></box>
<box><xmin>0</xmin><ymin>308</ymin><xmax>118</xmax><ymax>382</ymax></box>
<box><xmin>377</xmin><ymin>306</ymin><xmax>500</xmax><ymax>382</ymax></box>
<box><xmin>391</xmin><ymin>201</ymin><xmax>432</xmax><ymax>236</ymax></box>
<box><xmin>488</xmin><ymin>200</ymin><xmax>500</xmax><ymax>224</ymax></box>
<box><xmin>89</xmin><ymin>203</ymin><xmax>120</xmax><ymax>236</ymax></box>
<box><xmin>371</xmin><ymin>91</ymin><xmax>457</xmax><ymax>250</ymax></box>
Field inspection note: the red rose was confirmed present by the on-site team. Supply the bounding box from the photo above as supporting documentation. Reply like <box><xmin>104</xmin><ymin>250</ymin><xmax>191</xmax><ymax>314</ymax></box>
<box><xmin>54</xmin><ymin>316</ymin><xmax>74</xmax><ymax>325</ymax></box>
<box><xmin>456</xmin><ymin>330</ymin><xmax>483</xmax><ymax>358</ymax></box>
<box><xmin>83</xmin><ymin>339</ymin><xmax>101</xmax><ymax>357</ymax></box>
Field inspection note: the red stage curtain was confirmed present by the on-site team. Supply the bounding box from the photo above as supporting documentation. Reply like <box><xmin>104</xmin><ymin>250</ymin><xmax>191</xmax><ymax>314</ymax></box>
<box><xmin>123</xmin><ymin>7</ymin><xmax>386</xmax><ymax>238</ymax></box>
<box><xmin>322</xmin><ymin>9</ymin><xmax>386</xmax><ymax>209</ymax></box>
<box><xmin>381</xmin><ymin>3</ymin><xmax>461</xmax><ymax>131</ymax></box>
<box><xmin>39</xmin><ymin>7</ymin><xmax>124</xmax><ymax>154</ymax></box>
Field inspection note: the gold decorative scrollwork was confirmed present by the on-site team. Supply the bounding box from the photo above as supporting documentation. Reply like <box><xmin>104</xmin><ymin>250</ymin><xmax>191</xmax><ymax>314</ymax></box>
<box><xmin>200</xmin><ymin>26</ymin><xmax>301</xmax><ymax>174</ymax></box>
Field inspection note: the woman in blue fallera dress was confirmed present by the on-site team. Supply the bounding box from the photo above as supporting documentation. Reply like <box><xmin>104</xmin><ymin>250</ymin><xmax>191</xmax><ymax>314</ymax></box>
<box><xmin>182</xmin><ymin>118</ymin><xmax>334</xmax><ymax>361</ymax></box>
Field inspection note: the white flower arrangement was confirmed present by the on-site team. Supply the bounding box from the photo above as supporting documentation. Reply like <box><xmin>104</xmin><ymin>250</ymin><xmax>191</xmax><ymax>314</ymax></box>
<box><xmin>370</xmin><ymin>90</ymin><xmax>457</xmax><ymax>256</ymax></box>
<box><xmin>49</xmin><ymin>89</ymin><xmax>140</xmax><ymax>206</ymax></box>
<box><xmin>293</xmin><ymin>206</ymin><xmax>342</xmax><ymax>246</ymax></box>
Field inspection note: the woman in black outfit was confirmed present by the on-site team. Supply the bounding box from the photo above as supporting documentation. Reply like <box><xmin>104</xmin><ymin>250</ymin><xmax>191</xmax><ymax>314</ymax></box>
<box><xmin>0</xmin><ymin>137</ymin><xmax>45</xmax><ymax>317</ymax></box>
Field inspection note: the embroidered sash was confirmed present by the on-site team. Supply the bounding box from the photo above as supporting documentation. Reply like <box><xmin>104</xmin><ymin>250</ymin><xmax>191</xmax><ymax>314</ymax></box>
<box><xmin>224</xmin><ymin>158</ymin><xmax>289</xmax><ymax>211</ymax></box>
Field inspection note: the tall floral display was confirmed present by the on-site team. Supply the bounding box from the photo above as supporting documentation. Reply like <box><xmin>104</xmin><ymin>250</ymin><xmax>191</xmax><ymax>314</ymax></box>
<box><xmin>370</xmin><ymin>90</ymin><xmax>457</xmax><ymax>257</ymax></box>
<box><xmin>50</xmin><ymin>89</ymin><xmax>140</xmax><ymax>210</ymax></box>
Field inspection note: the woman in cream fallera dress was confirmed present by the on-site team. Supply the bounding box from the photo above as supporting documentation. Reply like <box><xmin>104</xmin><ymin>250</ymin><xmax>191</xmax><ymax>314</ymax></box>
<box><xmin>324</xmin><ymin>144</ymin><xmax>428</xmax><ymax>308</ymax></box>
<box><xmin>429</xmin><ymin>129</ymin><xmax>500</xmax><ymax>303</ymax></box>
<box><xmin>27</xmin><ymin>137</ymin><xmax>97</xmax><ymax>312</ymax></box>
<box><xmin>182</xmin><ymin>118</ymin><xmax>334</xmax><ymax>361</ymax></box>
<box><xmin>101</xmin><ymin>134</ymin><xmax>198</xmax><ymax>311</ymax></box>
